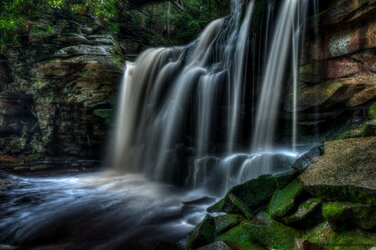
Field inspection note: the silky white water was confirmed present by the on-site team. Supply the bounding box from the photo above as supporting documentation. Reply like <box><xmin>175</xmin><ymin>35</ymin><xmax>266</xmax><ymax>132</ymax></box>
<box><xmin>0</xmin><ymin>1</ymin><xmax>318</xmax><ymax>248</ymax></box>
<box><xmin>111</xmin><ymin>0</ymin><xmax>312</xmax><ymax>194</ymax></box>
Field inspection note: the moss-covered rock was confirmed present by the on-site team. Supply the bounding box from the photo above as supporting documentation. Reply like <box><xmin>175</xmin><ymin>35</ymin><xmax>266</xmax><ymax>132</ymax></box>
<box><xmin>360</xmin><ymin>120</ymin><xmax>376</xmax><ymax>137</ymax></box>
<box><xmin>268</xmin><ymin>179</ymin><xmax>305</xmax><ymax>219</ymax></box>
<box><xmin>208</xmin><ymin>173</ymin><xmax>297</xmax><ymax>215</ymax></box>
<box><xmin>281</xmin><ymin>198</ymin><xmax>322</xmax><ymax>227</ymax></box>
<box><xmin>247</xmin><ymin>212</ymin><xmax>301</xmax><ymax>249</ymax></box>
<box><xmin>205</xmin><ymin>212</ymin><xmax>301</xmax><ymax>250</ymax></box>
<box><xmin>322</xmin><ymin>202</ymin><xmax>376</xmax><ymax>231</ymax></box>
<box><xmin>195</xmin><ymin>241</ymin><xmax>232</xmax><ymax>250</ymax></box>
<box><xmin>213</xmin><ymin>214</ymin><xmax>243</xmax><ymax>235</ymax></box>
<box><xmin>185</xmin><ymin>214</ymin><xmax>243</xmax><ymax>249</ymax></box>
<box><xmin>185</xmin><ymin>215</ymin><xmax>216</xmax><ymax>249</ymax></box>
<box><xmin>369</xmin><ymin>102</ymin><xmax>376</xmax><ymax>119</ymax></box>
<box><xmin>304</xmin><ymin>222</ymin><xmax>376</xmax><ymax>250</ymax></box>
<box><xmin>215</xmin><ymin>223</ymin><xmax>265</xmax><ymax>250</ymax></box>
<box><xmin>208</xmin><ymin>175</ymin><xmax>278</xmax><ymax>214</ymax></box>
<box><xmin>299</xmin><ymin>137</ymin><xmax>376</xmax><ymax>205</ymax></box>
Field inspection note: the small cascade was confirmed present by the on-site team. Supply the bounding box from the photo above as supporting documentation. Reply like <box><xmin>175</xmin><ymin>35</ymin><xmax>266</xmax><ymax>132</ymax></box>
<box><xmin>110</xmin><ymin>0</ymin><xmax>314</xmax><ymax>194</ymax></box>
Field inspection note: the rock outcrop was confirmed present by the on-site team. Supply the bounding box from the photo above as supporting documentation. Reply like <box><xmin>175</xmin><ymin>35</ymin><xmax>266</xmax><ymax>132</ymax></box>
<box><xmin>285</xmin><ymin>0</ymin><xmax>376</xmax><ymax>129</ymax></box>
<box><xmin>299</xmin><ymin>137</ymin><xmax>376</xmax><ymax>204</ymax></box>
<box><xmin>0</xmin><ymin>12</ymin><xmax>122</xmax><ymax>170</ymax></box>
<box><xmin>186</xmin><ymin>137</ymin><xmax>376</xmax><ymax>250</ymax></box>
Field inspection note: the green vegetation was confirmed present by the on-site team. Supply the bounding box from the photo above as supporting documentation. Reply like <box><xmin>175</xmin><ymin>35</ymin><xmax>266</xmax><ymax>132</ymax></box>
<box><xmin>94</xmin><ymin>109</ymin><xmax>113</xmax><ymax>125</ymax></box>
<box><xmin>304</xmin><ymin>222</ymin><xmax>376</xmax><ymax>250</ymax></box>
<box><xmin>216</xmin><ymin>223</ymin><xmax>265</xmax><ymax>250</ymax></box>
<box><xmin>0</xmin><ymin>0</ymin><xmax>229</xmax><ymax>50</ymax></box>
<box><xmin>0</xmin><ymin>0</ymin><xmax>119</xmax><ymax>49</ymax></box>
<box><xmin>126</xmin><ymin>0</ymin><xmax>229</xmax><ymax>46</ymax></box>
<box><xmin>250</xmin><ymin>212</ymin><xmax>301</xmax><ymax>249</ymax></box>
<box><xmin>268</xmin><ymin>179</ymin><xmax>304</xmax><ymax>219</ymax></box>
<box><xmin>281</xmin><ymin>198</ymin><xmax>321</xmax><ymax>225</ymax></box>
<box><xmin>208</xmin><ymin>174</ymin><xmax>278</xmax><ymax>214</ymax></box>
<box><xmin>369</xmin><ymin>102</ymin><xmax>376</xmax><ymax>119</ymax></box>
<box><xmin>322</xmin><ymin>202</ymin><xmax>346</xmax><ymax>219</ymax></box>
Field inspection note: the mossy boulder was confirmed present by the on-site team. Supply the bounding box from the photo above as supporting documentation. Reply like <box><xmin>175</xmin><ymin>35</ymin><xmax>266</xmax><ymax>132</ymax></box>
<box><xmin>322</xmin><ymin>202</ymin><xmax>376</xmax><ymax>231</ymax></box>
<box><xmin>246</xmin><ymin>212</ymin><xmax>301</xmax><ymax>249</ymax></box>
<box><xmin>299</xmin><ymin>137</ymin><xmax>376</xmax><ymax>205</ymax></box>
<box><xmin>208</xmin><ymin>173</ymin><xmax>296</xmax><ymax>215</ymax></box>
<box><xmin>268</xmin><ymin>179</ymin><xmax>305</xmax><ymax>219</ymax></box>
<box><xmin>281</xmin><ymin>198</ymin><xmax>322</xmax><ymax>227</ymax></box>
<box><xmin>185</xmin><ymin>214</ymin><xmax>242</xmax><ymax>249</ymax></box>
<box><xmin>216</xmin><ymin>213</ymin><xmax>300</xmax><ymax>249</ymax></box>
<box><xmin>304</xmin><ymin>222</ymin><xmax>376</xmax><ymax>250</ymax></box>
<box><xmin>185</xmin><ymin>215</ymin><xmax>216</xmax><ymax>249</ymax></box>
<box><xmin>213</xmin><ymin>214</ymin><xmax>243</xmax><ymax>235</ymax></box>
<box><xmin>196</xmin><ymin>241</ymin><xmax>232</xmax><ymax>250</ymax></box>
<box><xmin>215</xmin><ymin>223</ymin><xmax>265</xmax><ymax>250</ymax></box>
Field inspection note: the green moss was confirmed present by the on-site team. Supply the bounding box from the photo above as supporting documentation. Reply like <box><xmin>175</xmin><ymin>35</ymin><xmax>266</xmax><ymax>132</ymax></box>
<box><xmin>322</xmin><ymin>202</ymin><xmax>346</xmax><ymax>218</ymax></box>
<box><xmin>185</xmin><ymin>214</ymin><xmax>243</xmax><ymax>249</ymax></box>
<box><xmin>268</xmin><ymin>179</ymin><xmax>305</xmax><ymax>219</ymax></box>
<box><xmin>191</xmin><ymin>241</ymin><xmax>232</xmax><ymax>250</ymax></box>
<box><xmin>216</xmin><ymin>223</ymin><xmax>264</xmax><ymax>250</ymax></box>
<box><xmin>309</xmin><ymin>183</ymin><xmax>376</xmax><ymax>206</ymax></box>
<box><xmin>213</xmin><ymin>214</ymin><xmax>243</xmax><ymax>235</ymax></box>
<box><xmin>207</xmin><ymin>175</ymin><xmax>278</xmax><ymax>214</ymax></box>
<box><xmin>93</xmin><ymin>109</ymin><xmax>113</xmax><ymax>125</ymax></box>
<box><xmin>304</xmin><ymin>222</ymin><xmax>376</xmax><ymax>250</ymax></box>
<box><xmin>281</xmin><ymin>198</ymin><xmax>321</xmax><ymax>225</ymax></box>
<box><xmin>185</xmin><ymin>215</ymin><xmax>216</xmax><ymax>249</ymax></box>
<box><xmin>369</xmin><ymin>102</ymin><xmax>376</xmax><ymax>119</ymax></box>
<box><xmin>275</xmin><ymin>172</ymin><xmax>298</xmax><ymax>189</ymax></box>
<box><xmin>360</xmin><ymin>120</ymin><xmax>376</xmax><ymax>137</ymax></box>
<box><xmin>245</xmin><ymin>212</ymin><xmax>301</xmax><ymax>249</ymax></box>
<box><xmin>323</xmin><ymin>202</ymin><xmax>376</xmax><ymax>232</ymax></box>
<box><xmin>227</xmin><ymin>194</ymin><xmax>253</xmax><ymax>219</ymax></box>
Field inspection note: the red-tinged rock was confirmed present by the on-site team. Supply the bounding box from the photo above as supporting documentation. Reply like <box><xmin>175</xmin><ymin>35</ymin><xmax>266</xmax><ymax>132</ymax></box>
<box><xmin>304</xmin><ymin>21</ymin><xmax>376</xmax><ymax>61</ymax></box>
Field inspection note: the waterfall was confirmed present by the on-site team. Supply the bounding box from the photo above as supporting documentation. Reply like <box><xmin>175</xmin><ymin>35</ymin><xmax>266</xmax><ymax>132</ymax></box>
<box><xmin>111</xmin><ymin>0</ymin><xmax>311</xmax><ymax>194</ymax></box>
<box><xmin>251</xmin><ymin>0</ymin><xmax>308</xmax><ymax>152</ymax></box>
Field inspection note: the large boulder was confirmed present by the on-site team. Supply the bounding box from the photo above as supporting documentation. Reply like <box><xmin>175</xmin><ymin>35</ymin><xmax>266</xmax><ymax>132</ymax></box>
<box><xmin>304</xmin><ymin>222</ymin><xmax>376</xmax><ymax>250</ymax></box>
<box><xmin>299</xmin><ymin>137</ymin><xmax>376</xmax><ymax>205</ymax></box>
<box><xmin>207</xmin><ymin>174</ymin><xmax>296</xmax><ymax>216</ymax></box>
<box><xmin>185</xmin><ymin>214</ymin><xmax>243</xmax><ymax>249</ymax></box>
<box><xmin>268</xmin><ymin>179</ymin><xmax>305</xmax><ymax>219</ymax></box>
<box><xmin>286</xmin><ymin>0</ymin><xmax>376</xmax><ymax>127</ymax></box>
<box><xmin>322</xmin><ymin>202</ymin><xmax>376</xmax><ymax>231</ymax></box>
<box><xmin>215</xmin><ymin>212</ymin><xmax>301</xmax><ymax>250</ymax></box>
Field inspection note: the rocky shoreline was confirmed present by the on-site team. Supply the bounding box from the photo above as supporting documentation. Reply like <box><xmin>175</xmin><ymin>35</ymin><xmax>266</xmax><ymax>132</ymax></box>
<box><xmin>185</xmin><ymin>136</ymin><xmax>376</xmax><ymax>250</ymax></box>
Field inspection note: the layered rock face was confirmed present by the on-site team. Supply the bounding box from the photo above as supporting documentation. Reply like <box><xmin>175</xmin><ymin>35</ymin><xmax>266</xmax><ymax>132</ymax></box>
<box><xmin>288</xmin><ymin>0</ymin><xmax>376</xmax><ymax>128</ymax></box>
<box><xmin>0</xmin><ymin>13</ymin><xmax>122</xmax><ymax>170</ymax></box>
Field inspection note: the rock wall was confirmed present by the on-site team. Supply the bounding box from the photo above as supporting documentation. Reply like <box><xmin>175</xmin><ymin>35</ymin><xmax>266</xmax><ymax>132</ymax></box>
<box><xmin>288</xmin><ymin>0</ymin><xmax>376</xmax><ymax>131</ymax></box>
<box><xmin>0</xmin><ymin>13</ymin><xmax>122</xmax><ymax>171</ymax></box>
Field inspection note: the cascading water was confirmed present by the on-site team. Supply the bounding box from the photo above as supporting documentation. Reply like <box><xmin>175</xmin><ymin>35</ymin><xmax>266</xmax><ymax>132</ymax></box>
<box><xmin>0</xmin><ymin>1</ymin><xmax>319</xmax><ymax>249</ymax></box>
<box><xmin>110</xmin><ymin>0</ymin><xmax>257</xmax><ymax>186</ymax></box>
<box><xmin>111</xmin><ymin>0</ymin><xmax>311</xmax><ymax>195</ymax></box>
